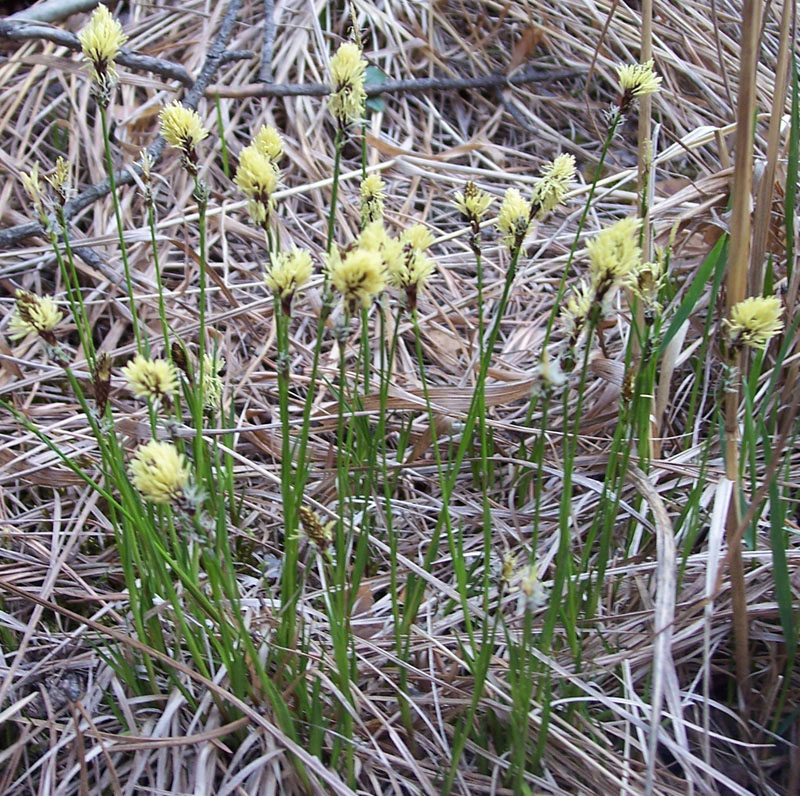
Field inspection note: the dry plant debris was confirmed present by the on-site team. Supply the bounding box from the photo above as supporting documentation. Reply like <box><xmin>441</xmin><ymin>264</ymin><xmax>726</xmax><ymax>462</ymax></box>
<box><xmin>0</xmin><ymin>2</ymin><xmax>797</xmax><ymax>796</ymax></box>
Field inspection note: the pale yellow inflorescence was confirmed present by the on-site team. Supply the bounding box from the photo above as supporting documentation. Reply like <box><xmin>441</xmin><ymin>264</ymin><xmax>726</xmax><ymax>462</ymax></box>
<box><xmin>8</xmin><ymin>290</ymin><xmax>63</xmax><ymax>341</ymax></box>
<box><xmin>626</xmin><ymin>256</ymin><xmax>667</xmax><ymax>317</ymax></box>
<box><xmin>530</xmin><ymin>154</ymin><xmax>576</xmax><ymax>219</ymax></box>
<box><xmin>129</xmin><ymin>440</ymin><xmax>191</xmax><ymax>504</ymax></box>
<box><xmin>20</xmin><ymin>164</ymin><xmax>45</xmax><ymax>218</ymax></box>
<box><xmin>725</xmin><ymin>295</ymin><xmax>784</xmax><ymax>349</ymax></box>
<box><xmin>329</xmin><ymin>41</ymin><xmax>367</xmax><ymax>124</ymax></box>
<box><xmin>264</xmin><ymin>247</ymin><xmax>314</xmax><ymax>299</ymax></box>
<box><xmin>401</xmin><ymin>224</ymin><xmax>434</xmax><ymax>253</ymax></box>
<box><xmin>46</xmin><ymin>157</ymin><xmax>71</xmax><ymax>204</ymax></box>
<box><xmin>202</xmin><ymin>353</ymin><xmax>226</xmax><ymax>409</ymax></box>
<box><xmin>326</xmin><ymin>246</ymin><xmax>386</xmax><ymax>309</ymax></box>
<box><xmin>298</xmin><ymin>505</ymin><xmax>334</xmax><ymax>553</ymax></box>
<box><xmin>122</xmin><ymin>355</ymin><xmax>178</xmax><ymax>401</ymax></box>
<box><xmin>587</xmin><ymin>217</ymin><xmax>642</xmax><ymax>298</ymax></box>
<box><xmin>453</xmin><ymin>182</ymin><xmax>493</xmax><ymax>225</ymax></box>
<box><xmin>252</xmin><ymin>125</ymin><xmax>284</xmax><ymax>161</ymax></box>
<box><xmin>235</xmin><ymin>145</ymin><xmax>279</xmax><ymax>227</ymax></box>
<box><xmin>360</xmin><ymin>174</ymin><xmax>385</xmax><ymax>225</ymax></box>
<box><xmin>496</xmin><ymin>188</ymin><xmax>532</xmax><ymax>251</ymax></box>
<box><xmin>78</xmin><ymin>4</ymin><xmax>127</xmax><ymax>86</ymax></box>
<box><xmin>560</xmin><ymin>279</ymin><xmax>594</xmax><ymax>340</ymax></box>
<box><xmin>386</xmin><ymin>224</ymin><xmax>436</xmax><ymax>292</ymax></box>
<box><xmin>159</xmin><ymin>102</ymin><xmax>208</xmax><ymax>156</ymax></box>
<box><xmin>616</xmin><ymin>60</ymin><xmax>662</xmax><ymax>100</ymax></box>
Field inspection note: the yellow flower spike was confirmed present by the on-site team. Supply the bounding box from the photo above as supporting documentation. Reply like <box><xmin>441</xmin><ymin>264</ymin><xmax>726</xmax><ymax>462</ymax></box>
<box><xmin>252</xmin><ymin>125</ymin><xmax>284</xmax><ymax>161</ymax></box>
<box><xmin>453</xmin><ymin>182</ymin><xmax>493</xmax><ymax>226</ymax></box>
<box><xmin>159</xmin><ymin>102</ymin><xmax>208</xmax><ymax>173</ymax></box>
<box><xmin>587</xmin><ymin>217</ymin><xmax>642</xmax><ymax>299</ymax></box>
<box><xmin>616</xmin><ymin>60</ymin><xmax>662</xmax><ymax>113</ymax></box>
<box><xmin>386</xmin><ymin>247</ymin><xmax>435</xmax><ymax>291</ymax></box>
<box><xmin>327</xmin><ymin>246</ymin><xmax>386</xmax><ymax>310</ymax></box>
<box><xmin>129</xmin><ymin>440</ymin><xmax>191</xmax><ymax>504</ymax></box>
<box><xmin>725</xmin><ymin>295</ymin><xmax>784</xmax><ymax>350</ymax></box>
<box><xmin>518</xmin><ymin>562</ymin><xmax>548</xmax><ymax>611</ymax></box>
<box><xmin>401</xmin><ymin>224</ymin><xmax>434</xmax><ymax>252</ymax></box>
<box><xmin>377</xmin><ymin>231</ymin><xmax>405</xmax><ymax>275</ymax></box>
<box><xmin>234</xmin><ymin>144</ymin><xmax>279</xmax><ymax>227</ymax></box>
<box><xmin>531</xmin><ymin>153</ymin><xmax>575</xmax><ymax>219</ymax></box>
<box><xmin>46</xmin><ymin>157</ymin><xmax>71</xmax><ymax>205</ymax></box>
<box><xmin>627</xmin><ymin>255</ymin><xmax>667</xmax><ymax>322</ymax></box>
<box><xmin>560</xmin><ymin>280</ymin><xmax>595</xmax><ymax>340</ymax></box>
<box><xmin>298</xmin><ymin>505</ymin><xmax>334</xmax><ymax>553</ymax></box>
<box><xmin>501</xmin><ymin>554</ymin><xmax>516</xmax><ymax>585</ymax></box>
<box><xmin>329</xmin><ymin>41</ymin><xmax>367</xmax><ymax>124</ymax></box>
<box><xmin>20</xmin><ymin>163</ymin><xmax>46</xmax><ymax>220</ymax></box>
<box><xmin>360</xmin><ymin>174</ymin><xmax>385</xmax><ymax>225</ymax></box>
<box><xmin>202</xmin><ymin>353</ymin><xmax>226</xmax><ymax>409</ymax></box>
<box><xmin>122</xmin><ymin>355</ymin><xmax>178</xmax><ymax>401</ymax></box>
<box><xmin>496</xmin><ymin>188</ymin><xmax>532</xmax><ymax>251</ymax></box>
<box><xmin>78</xmin><ymin>4</ymin><xmax>127</xmax><ymax>87</ymax></box>
<box><xmin>265</xmin><ymin>246</ymin><xmax>314</xmax><ymax>313</ymax></box>
<box><xmin>9</xmin><ymin>290</ymin><xmax>63</xmax><ymax>342</ymax></box>
<box><xmin>357</xmin><ymin>220</ymin><xmax>388</xmax><ymax>254</ymax></box>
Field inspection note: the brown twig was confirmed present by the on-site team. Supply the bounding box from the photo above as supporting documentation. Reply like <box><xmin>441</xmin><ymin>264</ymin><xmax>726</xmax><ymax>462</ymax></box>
<box><xmin>258</xmin><ymin>0</ymin><xmax>275</xmax><ymax>83</ymax></box>
<box><xmin>10</xmin><ymin>0</ymin><xmax>98</xmax><ymax>24</ymax></box>
<box><xmin>0</xmin><ymin>0</ymin><xmax>245</xmax><ymax>251</ymax></box>
<box><xmin>0</xmin><ymin>18</ymin><xmax>195</xmax><ymax>86</ymax></box>
<box><xmin>207</xmin><ymin>65</ymin><xmax>584</xmax><ymax>99</ymax></box>
<box><xmin>724</xmin><ymin>0</ymin><xmax>761</xmax><ymax>712</ymax></box>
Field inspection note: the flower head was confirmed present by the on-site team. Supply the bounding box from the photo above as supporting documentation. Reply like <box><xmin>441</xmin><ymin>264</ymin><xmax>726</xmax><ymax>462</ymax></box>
<box><xmin>496</xmin><ymin>188</ymin><xmax>532</xmax><ymax>251</ymax></box>
<box><xmin>298</xmin><ymin>505</ymin><xmax>334</xmax><ymax>553</ymax></box>
<box><xmin>385</xmin><ymin>224</ymin><xmax>436</xmax><ymax>291</ymax></box>
<box><xmin>78</xmin><ymin>4</ymin><xmax>127</xmax><ymax>91</ymax></box>
<box><xmin>202</xmin><ymin>353</ymin><xmax>225</xmax><ymax>410</ymax></box>
<box><xmin>454</xmin><ymin>182</ymin><xmax>493</xmax><ymax>231</ymax></box>
<box><xmin>20</xmin><ymin>164</ymin><xmax>47</xmax><ymax>223</ymax></box>
<box><xmin>265</xmin><ymin>247</ymin><xmax>314</xmax><ymax>314</ymax></box>
<box><xmin>8</xmin><ymin>290</ymin><xmax>63</xmax><ymax>344</ymax></box>
<box><xmin>129</xmin><ymin>440</ymin><xmax>191</xmax><ymax>504</ymax></box>
<box><xmin>561</xmin><ymin>280</ymin><xmax>595</xmax><ymax>342</ymax></box>
<box><xmin>401</xmin><ymin>223</ymin><xmax>434</xmax><ymax>252</ymax></box>
<box><xmin>326</xmin><ymin>246</ymin><xmax>385</xmax><ymax>311</ymax></box>
<box><xmin>46</xmin><ymin>157</ymin><xmax>71</xmax><ymax>206</ymax></box>
<box><xmin>533</xmin><ymin>349</ymin><xmax>566</xmax><ymax>395</ymax></box>
<box><xmin>357</xmin><ymin>220</ymin><xmax>389</xmax><ymax>253</ymax></box>
<box><xmin>725</xmin><ymin>296</ymin><xmax>784</xmax><ymax>350</ymax></box>
<box><xmin>616</xmin><ymin>60</ymin><xmax>662</xmax><ymax>112</ymax></box>
<box><xmin>587</xmin><ymin>217</ymin><xmax>642</xmax><ymax>299</ymax></box>
<box><xmin>329</xmin><ymin>41</ymin><xmax>367</xmax><ymax>124</ymax></box>
<box><xmin>518</xmin><ymin>562</ymin><xmax>548</xmax><ymax>612</ymax></box>
<box><xmin>252</xmin><ymin>125</ymin><xmax>284</xmax><ymax>161</ymax></box>
<box><xmin>234</xmin><ymin>144</ymin><xmax>279</xmax><ymax>228</ymax></box>
<box><xmin>159</xmin><ymin>102</ymin><xmax>208</xmax><ymax>174</ymax></box>
<box><xmin>122</xmin><ymin>355</ymin><xmax>178</xmax><ymax>402</ymax></box>
<box><xmin>93</xmin><ymin>353</ymin><xmax>112</xmax><ymax>415</ymax></box>
<box><xmin>627</xmin><ymin>255</ymin><xmax>667</xmax><ymax>322</ymax></box>
<box><xmin>360</xmin><ymin>174</ymin><xmax>385</xmax><ymax>225</ymax></box>
<box><xmin>531</xmin><ymin>154</ymin><xmax>575</xmax><ymax>219</ymax></box>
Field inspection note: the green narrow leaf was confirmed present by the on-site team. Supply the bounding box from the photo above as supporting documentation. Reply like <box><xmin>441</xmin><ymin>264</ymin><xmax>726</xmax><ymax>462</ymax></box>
<box><xmin>767</xmin><ymin>463</ymin><xmax>796</xmax><ymax>663</ymax></box>
<box><xmin>658</xmin><ymin>234</ymin><xmax>728</xmax><ymax>357</ymax></box>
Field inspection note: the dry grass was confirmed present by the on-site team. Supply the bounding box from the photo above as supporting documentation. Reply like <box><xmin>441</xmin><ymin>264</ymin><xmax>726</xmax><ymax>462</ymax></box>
<box><xmin>0</xmin><ymin>1</ymin><xmax>798</xmax><ymax>795</ymax></box>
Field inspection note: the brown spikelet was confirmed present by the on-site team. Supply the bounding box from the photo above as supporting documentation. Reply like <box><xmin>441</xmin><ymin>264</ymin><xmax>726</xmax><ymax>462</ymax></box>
<box><xmin>93</xmin><ymin>353</ymin><xmax>112</xmax><ymax>414</ymax></box>
<box><xmin>298</xmin><ymin>505</ymin><xmax>333</xmax><ymax>552</ymax></box>
<box><xmin>171</xmin><ymin>341</ymin><xmax>190</xmax><ymax>380</ymax></box>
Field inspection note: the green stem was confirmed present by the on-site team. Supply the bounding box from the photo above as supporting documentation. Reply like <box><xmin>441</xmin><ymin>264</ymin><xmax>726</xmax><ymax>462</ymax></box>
<box><xmin>99</xmin><ymin>105</ymin><xmax>143</xmax><ymax>353</ymax></box>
